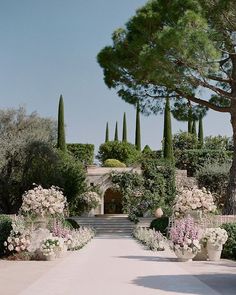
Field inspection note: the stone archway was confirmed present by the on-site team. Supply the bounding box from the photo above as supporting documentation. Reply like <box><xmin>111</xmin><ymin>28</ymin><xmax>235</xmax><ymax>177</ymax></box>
<box><xmin>104</xmin><ymin>188</ymin><xmax>123</xmax><ymax>214</ymax></box>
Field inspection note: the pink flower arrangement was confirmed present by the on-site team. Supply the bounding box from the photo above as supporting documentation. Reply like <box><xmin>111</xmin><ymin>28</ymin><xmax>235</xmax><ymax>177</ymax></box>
<box><xmin>169</xmin><ymin>216</ymin><xmax>201</xmax><ymax>253</ymax></box>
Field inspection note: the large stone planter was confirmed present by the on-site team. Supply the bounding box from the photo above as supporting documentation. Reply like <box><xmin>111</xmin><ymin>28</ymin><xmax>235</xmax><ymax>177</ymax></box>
<box><xmin>174</xmin><ymin>248</ymin><xmax>197</xmax><ymax>262</ymax></box>
<box><xmin>186</xmin><ymin>210</ymin><xmax>202</xmax><ymax>222</ymax></box>
<box><xmin>207</xmin><ymin>242</ymin><xmax>223</xmax><ymax>261</ymax></box>
<box><xmin>33</xmin><ymin>216</ymin><xmax>48</xmax><ymax>230</ymax></box>
<box><xmin>193</xmin><ymin>245</ymin><xmax>208</xmax><ymax>261</ymax></box>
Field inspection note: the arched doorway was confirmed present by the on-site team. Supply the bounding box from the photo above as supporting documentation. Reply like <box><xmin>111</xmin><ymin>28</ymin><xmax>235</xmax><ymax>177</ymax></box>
<box><xmin>104</xmin><ymin>188</ymin><xmax>123</xmax><ymax>214</ymax></box>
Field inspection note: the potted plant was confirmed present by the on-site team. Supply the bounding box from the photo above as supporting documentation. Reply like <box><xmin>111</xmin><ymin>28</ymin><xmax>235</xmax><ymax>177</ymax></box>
<box><xmin>40</xmin><ymin>237</ymin><xmax>60</xmax><ymax>261</ymax></box>
<box><xmin>204</xmin><ymin>228</ymin><xmax>228</xmax><ymax>261</ymax></box>
<box><xmin>169</xmin><ymin>216</ymin><xmax>201</xmax><ymax>261</ymax></box>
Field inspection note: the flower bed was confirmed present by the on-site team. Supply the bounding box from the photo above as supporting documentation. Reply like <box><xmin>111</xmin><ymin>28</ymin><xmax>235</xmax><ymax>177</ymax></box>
<box><xmin>133</xmin><ymin>226</ymin><xmax>166</xmax><ymax>251</ymax></box>
<box><xmin>1</xmin><ymin>185</ymin><xmax>95</xmax><ymax>261</ymax></box>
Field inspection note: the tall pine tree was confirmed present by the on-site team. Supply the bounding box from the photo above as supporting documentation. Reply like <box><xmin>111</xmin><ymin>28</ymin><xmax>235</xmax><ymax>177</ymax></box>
<box><xmin>188</xmin><ymin>108</ymin><xmax>192</xmax><ymax>133</ymax></box>
<box><xmin>105</xmin><ymin>122</ymin><xmax>109</xmax><ymax>142</ymax></box>
<box><xmin>114</xmin><ymin>121</ymin><xmax>118</xmax><ymax>141</ymax></box>
<box><xmin>57</xmin><ymin>95</ymin><xmax>66</xmax><ymax>151</ymax></box>
<box><xmin>135</xmin><ymin>103</ymin><xmax>141</xmax><ymax>151</ymax></box>
<box><xmin>122</xmin><ymin>112</ymin><xmax>127</xmax><ymax>142</ymax></box>
<box><xmin>198</xmin><ymin>116</ymin><xmax>204</xmax><ymax>148</ymax></box>
<box><xmin>163</xmin><ymin>98</ymin><xmax>173</xmax><ymax>160</ymax></box>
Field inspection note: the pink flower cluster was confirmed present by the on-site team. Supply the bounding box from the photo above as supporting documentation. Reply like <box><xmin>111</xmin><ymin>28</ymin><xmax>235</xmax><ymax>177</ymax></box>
<box><xmin>170</xmin><ymin>216</ymin><xmax>200</xmax><ymax>251</ymax></box>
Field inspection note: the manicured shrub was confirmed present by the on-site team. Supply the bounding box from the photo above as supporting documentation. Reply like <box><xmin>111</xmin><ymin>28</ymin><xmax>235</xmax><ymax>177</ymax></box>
<box><xmin>135</xmin><ymin>103</ymin><xmax>141</xmax><ymax>151</ymax></box>
<box><xmin>97</xmin><ymin>141</ymin><xmax>140</xmax><ymax>166</ymax></box>
<box><xmin>67</xmin><ymin>143</ymin><xmax>94</xmax><ymax>165</ymax></box>
<box><xmin>57</xmin><ymin>95</ymin><xmax>66</xmax><ymax>151</ymax></box>
<box><xmin>175</xmin><ymin>149</ymin><xmax>232</xmax><ymax>176</ymax></box>
<box><xmin>196</xmin><ymin>162</ymin><xmax>230</xmax><ymax>209</ymax></box>
<box><xmin>221</xmin><ymin>223</ymin><xmax>236</xmax><ymax>260</ymax></box>
<box><xmin>0</xmin><ymin>215</ymin><xmax>12</xmax><ymax>256</ymax></box>
<box><xmin>150</xmin><ymin>217</ymin><xmax>169</xmax><ymax>236</ymax></box>
<box><xmin>103</xmin><ymin>159</ymin><xmax>126</xmax><ymax>168</ymax></box>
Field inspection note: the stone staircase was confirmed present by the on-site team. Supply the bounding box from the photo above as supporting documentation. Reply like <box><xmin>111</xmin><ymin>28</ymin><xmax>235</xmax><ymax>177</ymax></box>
<box><xmin>71</xmin><ymin>214</ymin><xmax>135</xmax><ymax>236</ymax></box>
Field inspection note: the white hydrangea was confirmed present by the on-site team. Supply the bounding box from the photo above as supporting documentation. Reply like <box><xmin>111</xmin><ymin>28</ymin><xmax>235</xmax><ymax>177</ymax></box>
<box><xmin>204</xmin><ymin>228</ymin><xmax>228</xmax><ymax>247</ymax></box>
<box><xmin>173</xmin><ymin>186</ymin><xmax>217</xmax><ymax>216</ymax></box>
<box><xmin>20</xmin><ymin>185</ymin><xmax>67</xmax><ymax>217</ymax></box>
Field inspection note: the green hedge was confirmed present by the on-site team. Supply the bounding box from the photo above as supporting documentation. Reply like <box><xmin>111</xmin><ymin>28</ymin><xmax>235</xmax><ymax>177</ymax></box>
<box><xmin>0</xmin><ymin>215</ymin><xmax>12</xmax><ymax>256</ymax></box>
<box><xmin>175</xmin><ymin>149</ymin><xmax>232</xmax><ymax>176</ymax></box>
<box><xmin>221</xmin><ymin>223</ymin><xmax>236</xmax><ymax>260</ymax></box>
<box><xmin>67</xmin><ymin>143</ymin><xmax>94</xmax><ymax>165</ymax></box>
<box><xmin>97</xmin><ymin>141</ymin><xmax>140</xmax><ymax>166</ymax></box>
<box><xmin>103</xmin><ymin>159</ymin><xmax>126</xmax><ymax>168</ymax></box>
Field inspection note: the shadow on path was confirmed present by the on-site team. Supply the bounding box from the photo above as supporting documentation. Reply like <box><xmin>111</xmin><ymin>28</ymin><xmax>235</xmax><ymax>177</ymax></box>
<box><xmin>116</xmin><ymin>255</ymin><xmax>177</xmax><ymax>262</ymax></box>
<box><xmin>132</xmin><ymin>273</ymin><xmax>236</xmax><ymax>295</ymax></box>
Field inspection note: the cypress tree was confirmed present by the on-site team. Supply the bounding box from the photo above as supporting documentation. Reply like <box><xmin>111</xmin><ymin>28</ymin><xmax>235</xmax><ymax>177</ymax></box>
<box><xmin>57</xmin><ymin>95</ymin><xmax>66</xmax><ymax>151</ymax></box>
<box><xmin>163</xmin><ymin>98</ymin><xmax>173</xmax><ymax>160</ymax></box>
<box><xmin>135</xmin><ymin>103</ymin><xmax>141</xmax><ymax>151</ymax></box>
<box><xmin>105</xmin><ymin>122</ymin><xmax>109</xmax><ymax>142</ymax></box>
<box><xmin>188</xmin><ymin>108</ymin><xmax>192</xmax><ymax>133</ymax></box>
<box><xmin>122</xmin><ymin>112</ymin><xmax>127</xmax><ymax>142</ymax></box>
<box><xmin>198</xmin><ymin>116</ymin><xmax>204</xmax><ymax>148</ymax></box>
<box><xmin>114</xmin><ymin>121</ymin><xmax>118</xmax><ymax>141</ymax></box>
<box><xmin>192</xmin><ymin>120</ymin><xmax>197</xmax><ymax>137</ymax></box>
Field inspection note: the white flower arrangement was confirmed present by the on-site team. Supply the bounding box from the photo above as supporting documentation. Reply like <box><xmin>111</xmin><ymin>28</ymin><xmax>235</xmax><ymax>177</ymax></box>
<box><xmin>40</xmin><ymin>237</ymin><xmax>60</xmax><ymax>256</ymax></box>
<box><xmin>133</xmin><ymin>226</ymin><xmax>166</xmax><ymax>251</ymax></box>
<box><xmin>204</xmin><ymin>227</ymin><xmax>228</xmax><ymax>247</ymax></box>
<box><xmin>20</xmin><ymin>185</ymin><xmax>67</xmax><ymax>217</ymax></box>
<box><xmin>4</xmin><ymin>216</ymin><xmax>31</xmax><ymax>254</ymax></box>
<box><xmin>79</xmin><ymin>191</ymin><xmax>101</xmax><ymax>213</ymax></box>
<box><xmin>173</xmin><ymin>186</ymin><xmax>217</xmax><ymax>217</ymax></box>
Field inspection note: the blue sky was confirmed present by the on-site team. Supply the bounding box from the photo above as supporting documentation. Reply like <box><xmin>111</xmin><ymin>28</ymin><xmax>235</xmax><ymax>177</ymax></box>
<box><xmin>0</xmin><ymin>0</ymin><xmax>232</xmax><ymax>151</ymax></box>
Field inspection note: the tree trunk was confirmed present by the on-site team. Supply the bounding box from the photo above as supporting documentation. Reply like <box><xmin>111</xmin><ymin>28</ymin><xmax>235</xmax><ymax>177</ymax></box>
<box><xmin>224</xmin><ymin>100</ymin><xmax>236</xmax><ymax>214</ymax></box>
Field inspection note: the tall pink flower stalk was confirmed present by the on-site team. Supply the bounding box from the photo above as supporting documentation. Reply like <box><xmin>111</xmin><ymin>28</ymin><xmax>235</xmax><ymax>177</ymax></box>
<box><xmin>170</xmin><ymin>216</ymin><xmax>200</xmax><ymax>252</ymax></box>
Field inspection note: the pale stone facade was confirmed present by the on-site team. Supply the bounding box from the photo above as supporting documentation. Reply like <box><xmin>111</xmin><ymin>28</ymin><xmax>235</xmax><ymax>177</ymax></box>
<box><xmin>86</xmin><ymin>165</ymin><xmax>142</xmax><ymax>214</ymax></box>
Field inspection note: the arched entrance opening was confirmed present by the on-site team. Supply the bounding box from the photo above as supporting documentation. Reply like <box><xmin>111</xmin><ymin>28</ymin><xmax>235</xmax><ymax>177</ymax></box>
<box><xmin>104</xmin><ymin>188</ymin><xmax>123</xmax><ymax>214</ymax></box>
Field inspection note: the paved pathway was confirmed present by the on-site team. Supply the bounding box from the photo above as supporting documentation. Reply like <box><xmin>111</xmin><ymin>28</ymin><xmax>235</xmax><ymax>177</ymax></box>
<box><xmin>0</xmin><ymin>235</ymin><xmax>236</xmax><ymax>295</ymax></box>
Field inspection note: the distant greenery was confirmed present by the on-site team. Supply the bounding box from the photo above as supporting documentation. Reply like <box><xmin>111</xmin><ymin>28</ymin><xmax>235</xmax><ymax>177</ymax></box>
<box><xmin>103</xmin><ymin>159</ymin><xmax>126</xmax><ymax>168</ymax></box>
<box><xmin>221</xmin><ymin>223</ymin><xmax>236</xmax><ymax>260</ymax></box>
<box><xmin>97</xmin><ymin>141</ymin><xmax>140</xmax><ymax>166</ymax></box>
<box><xmin>67</xmin><ymin>143</ymin><xmax>94</xmax><ymax>165</ymax></box>
<box><xmin>196</xmin><ymin>162</ymin><xmax>230</xmax><ymax>209</ymax></box>
<box><xmin>175</xmin><ymin>149</ymin><xmax>232</xmax><ymax>176</ymax></box>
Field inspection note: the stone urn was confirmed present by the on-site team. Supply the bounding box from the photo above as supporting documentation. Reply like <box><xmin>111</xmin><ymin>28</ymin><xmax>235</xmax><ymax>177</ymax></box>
<box><xmin>45</xmin><ymin>253</ymin><xmax>56</xmax><ymax>261</ymax></box>
<box><xmin>174</xmin><ymin>248</ymin><xmax>198</xmax><ymax>262</ymax></box>
<box><xmin>207</xmin><ymin>242</ymin><xmax>223</xmax><ymax>261</ymax></box>
<box><xmin>193</xmin><ymin>245</ymin><xmax>208</xmax><ymax>261</ymax></box>
<box><xmin>155</xmin><ymin>208</ymin><xmax>163</xmax><ymax>219</ymax></box>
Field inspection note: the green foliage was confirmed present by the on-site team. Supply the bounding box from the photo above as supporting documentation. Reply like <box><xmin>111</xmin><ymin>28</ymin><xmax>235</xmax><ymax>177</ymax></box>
<box><xmin>67</xmin><ymin>143</ymin><xmax>94</xmax><ymax>165</ymax></box>
<box><xmin>196</xmin><ymin>162</ymin><xmax>230</xmax><ymax>209</ymax></box>
<box><xmin>111</xmin><ymin>158</ymin><xmax>176</xmax><ymax>221</ymax></box>
<box><xmin>163</xmin><ymin>98</ymin><xmax>173</xmax><ymax>160</ymax></box>
<box><xmin>221</xmin><ymin>223</ymin><xmax>236</xmax><ymax>260</ymax></box>
<box><xmin>0</xmin><ymin>215</ymin><xmax>12</xmax><ymax>256</ymax></box>
<box><xmin>0</xmin><ymin>141</ymin><xmax>87</xmax><ymax>214</ymax></box>
<box><xmin>57</xmin><ymin>95</ymin><xmax>66</xmax><ymax>151</ymax></box>
<box><xmin>142</xmin><ymin>158</ymin><xmax>176</xmax><ymax>216</ymax></box>
<box><xmin>122</xmin><ymin>113</ymin><xmax>127</xmax><ymax>142</ymax></box>
<box><xmin>150</xmin><ymin>217</ymin><xmax>169</xmax><ymax>236</ymax></box>
<box><xmin>97</xmin><ymin>141</ymin><xmax>140</xmax><ymax>166</ymax></box>
<box><xmin>114</xmin><ymin>121</ymin><xmax>118</xmax><ymax>141</ymax></box>
<box><xmin>198</xmin><ymin>116</ymin><xmax>204</xmax><ymax>148</ymax></box>
<box><xmin>105</xmin><ymin>122</ymin><xmax>109</xmax><ymax>142</ymax></box>
<box><xmin>173</xmin><ymin>131</ymin><xmax>198</xmax><ymax>151</ymax></box>
<box><xmin>103</xmin><ymin>159</ymin><xmax>126</xmax><ymax>168</ymax></box>
<box><xmin>175</xmin><ymin>149</ymin><xmax>232</xmax><ymax>176</ymax></box>
<box><xmin>64</xmin><ymin>218</ymin><xmax>80</xmax><ymax>229</ymax></box>
<box><xmin>135</xmin><ymin>104</ymin><xmax>141</xmax><ymax>151</ymax></box>
<box><xmin>204</xmin><ymin>136</ymin><xmax>233</xmax><ymax>151</ymax></box>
